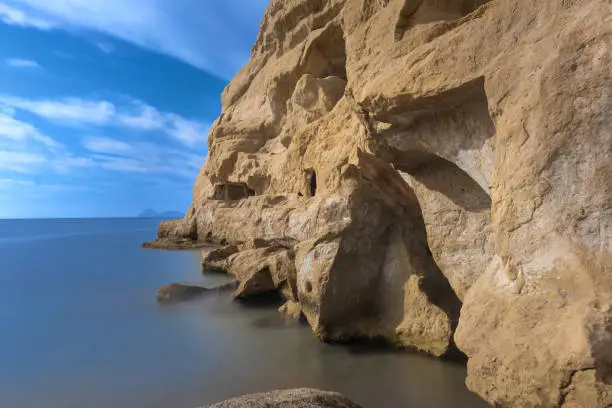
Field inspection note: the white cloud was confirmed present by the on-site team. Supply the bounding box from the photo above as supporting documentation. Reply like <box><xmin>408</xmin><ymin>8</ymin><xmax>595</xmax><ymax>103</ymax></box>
<box><xmin>93</xmin><ymin>155</ymin><xmax>149</xmax><ymax>173</ymax></box>
<box><xmin>6</xmin><ymin>58</ymin><xmax>41</xmax><ymax>68</ymax></box>
<box><xmin>0</xmin><ymin>178</ymin><xmax>103</xmax><ymax>195</ymax></box>
<box><xmin>82</xmin><ymin>137</ymin><xmax>130</xmax><ymax>155</ymax></box>
<box><xmin>0</xmin><ymin>3</ymin><xmax>55</xmax><ymax>29</ymax></box>
<box><xmin>0</xmin><ymin>109</ymin><xmax>61</xmax><ymax>148</ymax></box>
<box><xmin>49</xmin><ymin>153</ymin><xmax>95</xmax><ymax>174</ymax></box>
<box><xmin>0</xmin><ymin>99</ymin><xmax>206</xmax><ymax>182</ymax></box>
<box><xmin>0</xmin><ymin>150</ymin><xmax>46</xmax><ymax>172</ymax></box>
<box><xmin>0</xmin><ymin>104</ymin><xmax>15</xmax><ymax>115</ymax></box>
<box><xmin>82</xmin><ymin>136</ymin><xmax>204</xmax><ymax>178</ymax></box>
<box><xmin>0</xmin><ymin>0</ymin><xmax>269</xmax><ymax>80</ymax></box>
<box><xmin>0</xmin><ymin>112</ymin><xmax>35</xmax><ymax>141</ymax></box>
<box><xmin>119</xmin><ymin>104</ymin><xmax>164</xmax><ymax>131</ymax></box>
<box><xmin>167</xmin><ymin>115</ymin><xmax>210</xmax><ymax>147</ymax></box>
<box><xmin>1</xmin><ymin>95</ymin><xmax>210</xmax><ymax>147</ymax></box>
<box><xmin>0</xmin><ymin>96</ymin><xmax>116</xmax><ymax>126</ymax></box>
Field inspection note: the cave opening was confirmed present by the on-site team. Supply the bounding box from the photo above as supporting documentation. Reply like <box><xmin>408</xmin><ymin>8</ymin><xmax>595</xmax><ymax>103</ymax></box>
<box><xmin>211</xmin><ymin>182</ymin><xmax>256</xmax><ymax>201</ymax></box>
<box><xmin>305</xmin><ymin>24</ymin><xmax>348</xmax><ymax>81</ymax></box>
<box><xmin>375</xmin><ymin>79</ymin><xmax>494</xmax><ymax>360</ymax></box>
<box><xmin>395</xmin><ymin>0</ymin><xmax>492</xmax><ymax>40</ymax></box>
<box><xmin>309</xmin><ymin>170</ymin><xmax>317</xmax><ymax>197</ymax></box>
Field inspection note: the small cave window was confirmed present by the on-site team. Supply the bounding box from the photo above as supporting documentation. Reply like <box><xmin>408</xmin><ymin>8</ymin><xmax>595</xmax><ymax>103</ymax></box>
<box><xmin>309</xmin><ymin>170</ymin><xmax>317</xmax><ymax>197</ymax></box>
<box><xmin>305</xmin><ymin>24</ymin><xmax>348</xmax><ymax>81</ymax></box>
<box><xmin>305</xmin><ymin>280</ymin><xmax>313</xmax><ymax>293</ymax></box>
<box><xmin>212</xmin><ymin>182</ymin><xmax>255</xmax><ymax>201</ymax></box>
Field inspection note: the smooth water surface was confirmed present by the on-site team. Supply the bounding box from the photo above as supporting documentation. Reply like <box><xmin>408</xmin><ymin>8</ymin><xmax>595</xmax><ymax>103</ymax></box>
<box><xmin>0</xmin><ymin>218</ymin><xmax>488</xmax><ymax>408</ymax></box>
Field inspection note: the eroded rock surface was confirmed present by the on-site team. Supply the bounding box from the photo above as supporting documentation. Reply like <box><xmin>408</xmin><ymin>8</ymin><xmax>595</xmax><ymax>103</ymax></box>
<box><xmin>203</xmin><ymin>388</ymin><xmax>363</xmax><ymax>408</ymax></box>
<box><xmin>151</xmin><ymin>0</ymin><xmax>612</xmax><ymax>406</ymax></box>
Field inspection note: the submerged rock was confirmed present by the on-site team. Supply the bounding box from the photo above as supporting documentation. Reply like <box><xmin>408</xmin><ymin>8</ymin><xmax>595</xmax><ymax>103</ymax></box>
<box><xmin>203</xmin><ymin>388</ymin><xmax>363</xmax><ymax>408</ymax></box>
<box><xmin>142</xmin><ymin>238</ymin><xmax>211</xmax><ymax>250</ymax></box>
<box><xmin>156</xmin><ymin>282</ymin><xmax>237</xmax><ymax>303</ymax></box>
<box><xmin>152</xmin><ymin>0</ymin><xmax>612</xmax><ymax>406</ymax></box>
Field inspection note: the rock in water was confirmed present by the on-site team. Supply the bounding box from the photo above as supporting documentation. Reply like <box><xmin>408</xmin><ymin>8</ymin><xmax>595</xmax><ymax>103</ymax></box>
<box><xmin>157</xmin><ymin>282</ymin><xmax>237</xmax><ymax>303</ymax></box>
<box><xmin>152</xmin><ymin>0</ymin><xmax>612</xmax><ymax>406</ymax></box>
<box><xmin>279</xmin><ymin>300</ymin><xmax>303</xmax><ymax>320</ymax></box>
<box><xmin>203</xmin><ymin>388</ymin><xmax>363</xmax><ymax>408</ymax></box>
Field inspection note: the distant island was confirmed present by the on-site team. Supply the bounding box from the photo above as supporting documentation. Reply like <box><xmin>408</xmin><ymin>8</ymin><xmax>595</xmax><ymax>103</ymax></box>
<box><xmin>138</xmin><ymin>209</ymin><xmax>184</xmax><ymax>219</ymax></box>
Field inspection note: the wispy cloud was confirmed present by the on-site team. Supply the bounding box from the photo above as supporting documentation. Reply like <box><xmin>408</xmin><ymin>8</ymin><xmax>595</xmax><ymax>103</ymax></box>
<box><xmin>82</xmin><ymin>137</ymin><xmax>130</xmax><ymax>155</ymax></box>
<box><xmin>0</xmin><ymin>178</ymin><xmax>103</xmax><ymax>195</ymax></box>
<box><xmin>166</xmin><ymin>115</ymin><xmax>210</xmax><ymax>147</ymax></box>
<box><xmin>95</xmin><ymin>41</ymin><xmax>115</xmax><ymax>54</ymax></box>
<box><xmin>0</xmin><ymin>150</ymin><xmax>46</xmax><ymax>172</ymax></box>
<box><xmin>6</xmin><ymin>58</ymin><xmax>41</xmax><ymax>69</ymax></box>
<box><xmin>0</xmin><ymin>96</ymin><xmax>115</xmax><ymax>126</ymax></box>
<box><xmin>0</xmin><ymin>99</ymin><xmax>204</xmax><ymax>183</ymax></box>
<box><xmin>83</xmin><ymin>136</ymin><xmax>203</xmax><ymax>178</ymax></box>
<box><xmin>0</xmin><ymin>108</ymin><xmax>61</xmax><ymax>148</ymax></box>
<box><xmin>0</xmin><ymin>3</ymin><xmax>55</xmax><ymax>29</ymax></box>
<box><xmin>0</xmin><ymin>95</ymin><xmax>210</xmax><ymax>147</ymax></box>
<box><xmin>0</xmin><ymin>0</ymin><xmax>269</xmax><ymax>80</ymax></box>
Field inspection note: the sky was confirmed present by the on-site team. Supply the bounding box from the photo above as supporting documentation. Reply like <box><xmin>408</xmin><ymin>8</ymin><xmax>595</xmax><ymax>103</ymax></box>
<box><xmin>0</xmin><ymin>0</ymin><xmax>268</xmax><ymax>218</ymax></box>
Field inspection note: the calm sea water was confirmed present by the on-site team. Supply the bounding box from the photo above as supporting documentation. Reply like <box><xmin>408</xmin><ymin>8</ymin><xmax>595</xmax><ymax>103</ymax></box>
<box><xmin>0</xmin><ymin>218</ymin><xmax>488</xmax><ymax>408</ymax></box>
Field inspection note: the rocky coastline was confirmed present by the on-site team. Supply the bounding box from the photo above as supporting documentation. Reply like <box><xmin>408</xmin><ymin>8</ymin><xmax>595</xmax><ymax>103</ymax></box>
<box><xmin>146</xmin><ymin>0</ymin><xmax>612</xmax><ymax>406</ymax></box>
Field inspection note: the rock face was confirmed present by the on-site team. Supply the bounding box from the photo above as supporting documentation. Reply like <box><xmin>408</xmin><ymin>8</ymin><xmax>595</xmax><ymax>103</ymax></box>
<box><xmin>152</xmin><ymin>0</ymin><xmax>612</xmax><ymax>406</ymax></box>
<box><xmin>203</xmin><ymin>388</ymin><xmax>363</xmax><ymax>408</ymax></box>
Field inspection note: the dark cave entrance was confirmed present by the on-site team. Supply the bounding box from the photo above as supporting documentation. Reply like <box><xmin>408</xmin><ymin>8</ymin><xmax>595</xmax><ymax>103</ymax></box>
<box><xmin>304</xmin><ymin>169</ymin><xmax>317</xmax><ymax>197</ymax></box>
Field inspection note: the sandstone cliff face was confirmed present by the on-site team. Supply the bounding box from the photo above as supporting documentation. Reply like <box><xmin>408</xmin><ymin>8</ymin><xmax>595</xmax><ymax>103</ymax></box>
<box><xmin>152</xmin><ymin>0</ymin><xmax>612</xmax><ymax>406</ymax></box>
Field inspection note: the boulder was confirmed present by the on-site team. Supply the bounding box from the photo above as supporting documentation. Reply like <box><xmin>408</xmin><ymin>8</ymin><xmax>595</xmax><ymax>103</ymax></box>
<box><xmin>203</xmin><ymin>388</ymin><xmax>363</xmax><ymax>408</ymax></box>
<box><xmin>201</xmin><ymin>245</ymin><xmax>239</xmax><ymax>272</ymax></box>
<box><xmin>279</xmin><ymin>300</ymin><xmax>303</xmax><ymax>320</ymax></box>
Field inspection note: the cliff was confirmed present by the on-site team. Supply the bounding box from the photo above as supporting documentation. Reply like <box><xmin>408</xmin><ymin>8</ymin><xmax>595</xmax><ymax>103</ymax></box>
<box><xmin>148</xmin><ymin>1</ymin><xmax>612</xmax><ymax>406</ymax></box>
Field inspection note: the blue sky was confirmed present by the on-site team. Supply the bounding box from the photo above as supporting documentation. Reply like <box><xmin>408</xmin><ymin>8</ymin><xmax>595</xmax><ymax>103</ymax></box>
<box><xmin>0</xmin><ymin>0</ymin><xmax>268</xmax><ymax>218</ymax></box>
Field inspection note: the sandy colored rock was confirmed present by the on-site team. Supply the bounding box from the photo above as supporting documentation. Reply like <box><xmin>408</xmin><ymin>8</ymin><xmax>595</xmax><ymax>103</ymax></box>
<box><xmin>142</xmin><ymin>238</ymin><xmax>212</xmax><ymax>250</ymax></box>
<box><xmin>279</xmin><ymin>300</ymin><xmax>303</xmax><ymax>320</ymax></box>
<box><xmin>203</xmin><ymin>388</ymin><xmax>363</xmax><ymax>408</ymax></box>
<box><xmin>204</xmin><ymin>246</ymin><xmax>299</xmax><ymax>300</ymax></box>
<box><xmin>201</xmin><ymin>245</ymin><xmax>239</xmax><ymax>272</ymax></box>
<box><xmin>154</xmin><ymin>0</ymin><xmax>612</xmax><ymax>406</ymax></box>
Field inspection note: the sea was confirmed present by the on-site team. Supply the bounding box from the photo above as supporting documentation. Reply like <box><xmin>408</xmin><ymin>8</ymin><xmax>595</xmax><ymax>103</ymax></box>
<box><xmin>0</xmin><ymin>218</ymin><xmax>488</xmax><ymax>408</ymax></box>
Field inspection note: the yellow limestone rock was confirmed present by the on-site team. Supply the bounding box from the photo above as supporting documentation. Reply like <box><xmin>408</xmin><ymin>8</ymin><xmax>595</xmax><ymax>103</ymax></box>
<box><xmin>150</xmin><ymin>1</ymin><xmax>612</xmax><ymax>406</ymax></box>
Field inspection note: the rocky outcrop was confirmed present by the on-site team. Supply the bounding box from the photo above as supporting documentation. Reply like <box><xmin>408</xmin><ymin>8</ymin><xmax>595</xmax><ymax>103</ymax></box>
<box><xmin>203</xmin><ymin>388</ymin><xmax>363</xmax><ymax>408</ymax></box>
<box><xmin>150</xmin><ymin>0</ymin><xmax>612</xmax><ymax>406</ymax></box>
<box><xmin>279</xmin><ymin>300</ymin><xmax>303</xmax><ymax>319</ymax></box>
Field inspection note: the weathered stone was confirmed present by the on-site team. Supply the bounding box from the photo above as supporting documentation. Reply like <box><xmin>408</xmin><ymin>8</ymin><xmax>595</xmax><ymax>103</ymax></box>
<box><xmin>203</xmin><ymin>388</ymin><xmax>363</xmax><ymax>408</ymax></box>
<box><xmin>143</xmin><ymin>238</ymin><xmax>211</xmax><ymax>250</ymax></box>
<box><xmin>201</xmin><ymin>245</ymin><xmax>239</xmax><ymax>272</ymax></box>
<box><xmin>153</xmin><ymin>0</ymin><xmax>612</xmax><ymax>406</ymax></box>
<box><xmin>279</xmin><ymin>300</ymin><xmax>303</xmax><ymax>320</ymax></box>
<box><xmin>203</xmin><ymin>246</ymin><xmax>298</xmax><ymax>300</ymax></box>
<box><xmin>156</xmin><ymin>282</ymin><xmax>237</xmax><ymax>303</ymax></box>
